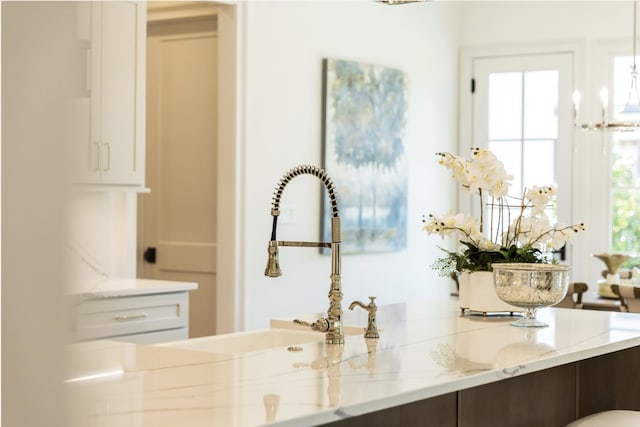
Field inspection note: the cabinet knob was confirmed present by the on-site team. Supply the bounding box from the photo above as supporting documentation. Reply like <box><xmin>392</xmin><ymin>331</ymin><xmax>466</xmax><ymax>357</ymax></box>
<box><xmin>144</xmin><ymin>247</ymin><xmax>156</xmax><ymax>264</ymax></box>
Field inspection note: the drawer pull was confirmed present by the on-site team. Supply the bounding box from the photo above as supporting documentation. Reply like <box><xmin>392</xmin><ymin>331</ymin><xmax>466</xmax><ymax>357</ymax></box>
<box><xmin>114</xmin><ymin>312</ymin><xmax>149</xmax><ymax>321</ymax></box>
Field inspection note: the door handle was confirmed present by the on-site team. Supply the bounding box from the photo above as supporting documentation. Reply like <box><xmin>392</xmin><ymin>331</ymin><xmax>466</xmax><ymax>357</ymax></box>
<box><xmin>144</xmin><ymin>247</ymin><xmax>156</xmax><ymax>264</ymax></box>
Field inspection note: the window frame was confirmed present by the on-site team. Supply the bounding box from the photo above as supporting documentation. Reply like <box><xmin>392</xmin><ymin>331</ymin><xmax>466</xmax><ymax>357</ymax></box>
<box><xmin>580</xmin><ymin>39</ymin><xmax>640</xmax><ymax>279</ymax></box>
<box><xmin>601</xmin><ymin>42</ymin><xmax>640</xmax><ymax>257</ymax></box>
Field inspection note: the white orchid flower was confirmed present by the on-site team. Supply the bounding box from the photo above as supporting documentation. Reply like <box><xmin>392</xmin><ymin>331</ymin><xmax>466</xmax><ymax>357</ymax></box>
<box><xmin>424</xmin><ymin>148</ymin><xmax>585</xmax><ymax>275</ymax></box>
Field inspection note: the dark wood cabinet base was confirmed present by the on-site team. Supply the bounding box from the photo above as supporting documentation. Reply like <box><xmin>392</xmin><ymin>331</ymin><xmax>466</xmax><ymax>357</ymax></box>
<box><xmin>322</xmin><ymin>392</ymin><xmax>457</xmax><ymax>427</ymax></box>
<box><xmin>324</xmin><ymin>346</ymin><xmax>640</xmax><ymax>426</ymax></box>
<box><xmin>577</xmin><ymin>345</ymin><xmax>640</xmax><ymax>417</ymax></box>
<box><xmin>460</xmin><ymin>363</ymin><xmax>576</xmax><ymax>427</ymax></box>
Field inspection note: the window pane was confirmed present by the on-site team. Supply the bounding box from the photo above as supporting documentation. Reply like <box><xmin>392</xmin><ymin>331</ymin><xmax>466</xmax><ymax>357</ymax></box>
<box><xmin>611</xmin><ymin>135</ymin><xmax>640</xmax><ymax>253</ymax></box>
<box><xmin>611</xmin><ymin>55</ymin><xmax>640</xmax><ymax>253</ymax></box>
<box><xmin>523</xmin><ymin>139</ymin><xmax>555</xmax><ymax>188</ymax></box>
<box><xmin>611</xmin><ymin>187</ymin><xmax>640</xmax><ymax>252</ymax></box>
<box><xmin>613</xmin><ymin>56</ymin><xmax>640</xmax><ymax>119</ymax></box>
<box><xmin>524</xmin><ymin>71</ymin><xmax>558</xmax><ymax>139</ymax></box>
<box><xmin>489</xmin><ymin>72</ymin><xmax>522</xmax><ymax>140</ymax></box>
<box><xmin>612</xmin><ymin>137</ymin><xmax>640</xmax><ymax>187</ymax></box>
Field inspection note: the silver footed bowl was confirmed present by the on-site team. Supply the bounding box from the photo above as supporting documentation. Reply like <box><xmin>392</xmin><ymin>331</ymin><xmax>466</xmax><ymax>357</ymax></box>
<box><xmin>492</xmin><ymin>263</ymin><xmax>571</xmax><ymax>328</ymax></box>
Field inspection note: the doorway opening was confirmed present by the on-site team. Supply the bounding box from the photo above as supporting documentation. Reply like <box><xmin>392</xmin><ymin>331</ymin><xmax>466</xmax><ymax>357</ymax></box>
<box><xmin>139</xmin><ymin>3</ymin><xmax>218</xmax><ymax>337</ymax></box>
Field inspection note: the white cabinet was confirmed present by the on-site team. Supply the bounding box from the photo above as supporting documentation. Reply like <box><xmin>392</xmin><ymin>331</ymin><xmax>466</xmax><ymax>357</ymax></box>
<box><xmin>73</xmin><ymin>279</ymin><xmax>197</xmax><ymax>344</ymax></box>
<box><xmin>76</xmin><ymin>291</ymin><xmax>190</xmax><ymax>344</ymax></box>
<box><xmin>72</xmin><ymin>1</ymin><xmax>146</xmax><ymax>187</ymax></box>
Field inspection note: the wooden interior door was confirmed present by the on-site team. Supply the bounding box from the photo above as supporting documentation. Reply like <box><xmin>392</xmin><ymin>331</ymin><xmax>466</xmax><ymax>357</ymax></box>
<box><xmin>140</xmin><ymin>15</ymin><xmax>218</xmax><ymax>338</ymax></box>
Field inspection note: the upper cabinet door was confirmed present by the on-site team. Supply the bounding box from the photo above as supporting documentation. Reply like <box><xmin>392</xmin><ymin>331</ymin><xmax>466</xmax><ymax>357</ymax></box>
<box><xmin>98</xmin><ymin>1</ymin><xmax>146</xmax><ymax>185</ymax></box>
<box><xmin>72</xmin><ymin>1</ymin><xmax>146</xmax><ymax>187</ymax></box>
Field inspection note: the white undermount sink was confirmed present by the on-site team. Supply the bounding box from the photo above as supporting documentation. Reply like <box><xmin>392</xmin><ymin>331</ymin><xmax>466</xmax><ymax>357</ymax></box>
<box><xmin>157</xmin><ymin>326</ymin><xmax>364</xmax><ymax>354</ymax></box>
<box><xmin>157</xmin><ymin>328</ymin><xmax>326</xmax><ymax>354</ymax></box>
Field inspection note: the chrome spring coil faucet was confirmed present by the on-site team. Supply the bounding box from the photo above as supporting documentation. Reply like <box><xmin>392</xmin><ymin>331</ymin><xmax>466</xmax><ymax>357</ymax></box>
<box><xmin>264</xmin><ymin>165</ymin><xmax>344</xmax><ymax>345</ymax></box>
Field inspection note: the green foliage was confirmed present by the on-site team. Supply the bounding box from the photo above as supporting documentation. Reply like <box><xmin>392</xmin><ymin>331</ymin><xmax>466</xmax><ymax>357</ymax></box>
<box><xmin>430</xmin><ymin>242</ymin><xmax>551</xmax><ymax>277</ymax></box>
<box><xmin>611</xmin><ymin>148</ymin><xmax>640</xmax><ymax>253</ymax></box>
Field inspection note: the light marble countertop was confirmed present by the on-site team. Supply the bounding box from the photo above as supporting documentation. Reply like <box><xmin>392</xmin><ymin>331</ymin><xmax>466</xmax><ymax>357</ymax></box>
<box><xmin>66</xmin><ymin>298</ymin><xmax>640</xmax><ymax>426</ymax></box>
<box><xmin>71</xmin><ymin>278</ymin><xmax>198</xmax><ymax>299</ymax></box>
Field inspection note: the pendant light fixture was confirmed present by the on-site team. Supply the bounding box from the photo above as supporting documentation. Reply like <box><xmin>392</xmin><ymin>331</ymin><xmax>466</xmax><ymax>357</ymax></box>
<box><xmin>574</xmin><ymin>0</ymin><xmax>640</xmax><ymax>132</ymax></box>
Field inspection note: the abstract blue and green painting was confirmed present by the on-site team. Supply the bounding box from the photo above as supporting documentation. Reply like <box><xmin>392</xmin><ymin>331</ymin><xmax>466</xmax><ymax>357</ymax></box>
<box><xmin>321</xmin><ymin>58</ymin><xmax>408</xmax><ymax>253</ymax></box>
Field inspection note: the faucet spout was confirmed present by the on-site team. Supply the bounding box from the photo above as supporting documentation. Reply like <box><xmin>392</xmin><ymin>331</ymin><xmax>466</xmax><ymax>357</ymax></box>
<box><xmin>264</xmin><ymin>241</ymin><xmax>282</xmax><ymax>277</ymax></box>
<box><xmin>265</xmin><ymin>165</ymin><xmax>344</xmax><ymax>345</ymax></box>
<box><xmin>348</xmin><ymin>301</ymin><xmax>368</xmax><ymax>311</ymax></box>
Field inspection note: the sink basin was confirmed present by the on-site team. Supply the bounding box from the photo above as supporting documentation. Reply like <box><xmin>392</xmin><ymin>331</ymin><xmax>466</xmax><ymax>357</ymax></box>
<box><xmin>270</xmin><ymin>319</ymin><xmax>365</xmax><ymax>336</ymax></box>
<box><xmin>157</xmin><ymin>324</ymin><xmax>365</xmax><ymax>355</ymax></box>
<box><xmin>156</xmin><ymin>328</ymin><xmax>328</xmax><ymax>354</ymax></box>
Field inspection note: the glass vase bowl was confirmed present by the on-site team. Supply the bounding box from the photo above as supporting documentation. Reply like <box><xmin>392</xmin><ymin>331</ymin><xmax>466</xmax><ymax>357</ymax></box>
<box><xmin>492</xmin><ymin>263</ymin><xmax>571</xmax><ymax>328</ymax></box>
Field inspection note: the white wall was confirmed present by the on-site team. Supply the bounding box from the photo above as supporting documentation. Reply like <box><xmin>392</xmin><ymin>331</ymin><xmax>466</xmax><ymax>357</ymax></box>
<box><xmin>239</xmin><ymin>1</ymin><xmax>462</xmax><ymax>330</ymax></box>
<box><xmin>459</xmin><ymin>1</ymin><xmax>632</xmax><ymax>44</ymax></box>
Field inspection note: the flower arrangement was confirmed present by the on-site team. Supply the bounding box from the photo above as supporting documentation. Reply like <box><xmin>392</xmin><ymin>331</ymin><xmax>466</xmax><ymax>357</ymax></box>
<box><xmin>423</xmin><ymin>148</ymin><xmax>585</xmax><ymax>276</ymax></box>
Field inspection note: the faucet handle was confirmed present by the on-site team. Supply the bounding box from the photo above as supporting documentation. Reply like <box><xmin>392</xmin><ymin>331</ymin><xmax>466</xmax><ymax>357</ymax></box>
<box><xmin>293</xmin><ymin>318</ymin><xmax>329</xmax><ymax>333</ymax></box>
<box><xmin>348</xmin><ymin>296</ymin><xmax>380</xmax><ymax>339</ymax></box>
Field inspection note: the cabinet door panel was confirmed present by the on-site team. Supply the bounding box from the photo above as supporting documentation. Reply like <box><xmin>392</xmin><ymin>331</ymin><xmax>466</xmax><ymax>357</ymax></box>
<box><xmin>459</xmin><ymin>363</ymin><xmax>576</xmax><ymax>427</ymax></box>
<box><xmin>100</xmin><ymin>1</ymin><xmax>145</xmax><ymax>185</ymax></box>
<box><xmin>577</xmin><ymin>346</ymin><xmax>640</xmax><ymax>416</ymax></box>
<box><xmin>70</xmin><ymin>1</ymin><xmax>146</xmax><ymax>186</ymax></box>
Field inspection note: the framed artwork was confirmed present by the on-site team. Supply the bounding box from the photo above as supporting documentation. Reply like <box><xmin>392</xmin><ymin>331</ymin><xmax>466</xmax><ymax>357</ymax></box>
<box><xmin>321</xmin><ymin>58</ymin><xmax>408</xmax><ymax>254</ymax></box>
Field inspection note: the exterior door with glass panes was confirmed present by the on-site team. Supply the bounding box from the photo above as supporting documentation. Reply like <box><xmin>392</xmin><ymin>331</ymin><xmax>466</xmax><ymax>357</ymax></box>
<box><xmin>470</xmin><ymin>53</ymin><xmax>574</xmax><ymax>260</ymax></box>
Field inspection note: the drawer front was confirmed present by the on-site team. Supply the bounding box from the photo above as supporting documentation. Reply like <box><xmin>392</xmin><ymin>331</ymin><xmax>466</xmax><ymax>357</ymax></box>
<box><xmin>76</xmin><ymin>292</ymin><xmax>189</xmax><ymax>341</ymax></box>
